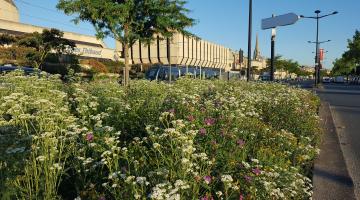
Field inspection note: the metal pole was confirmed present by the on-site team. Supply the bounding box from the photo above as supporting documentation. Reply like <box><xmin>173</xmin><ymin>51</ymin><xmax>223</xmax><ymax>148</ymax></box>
<box><xmin>316</xmin><ymin>16</ymin><xmax>321</xmax><ymax>84</ymax></box>
<box><xmin>167</xmin><ymin>38</ymin><xmax>172</xmax><ymax>83</ymax></box>
<box><xmin>314</xmin><ymin>11</ymin><xmax>320</xmax><ymax>86</ymax></box>
<box><xmin>270</xmin><ymin>15</ymin><xmax>276</xmax><ymax>82</ymax></box>
<box><xmin>247</xmin><ymin>0</ymin><xmax>252</xmax><ymax>81</ymax></box>
<box><xmin>270</xmin><ymin>33</ymin><xmax>275</xmax><ymax>81</ymax></box>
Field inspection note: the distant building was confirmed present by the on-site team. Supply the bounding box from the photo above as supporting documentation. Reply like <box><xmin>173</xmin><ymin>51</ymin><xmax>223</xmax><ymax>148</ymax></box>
<box><xmin>118</xmin><ymin>33</ymin><xmax>236</xmax><ymax>72</ymax></box>
<box><xmin>120</xmin><ymin>32</ymin><xmax>268</xmax><ymax>73</ymax></box>
<box><xmin>0</xmin><ymin>0</ymin><xmax>117</xmax><ymax>61</ymax></box>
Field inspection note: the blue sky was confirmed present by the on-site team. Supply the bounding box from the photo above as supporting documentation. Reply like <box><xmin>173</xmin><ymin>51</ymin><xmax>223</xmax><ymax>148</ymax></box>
<box><xmin>11</xmin><ymin>0</ymin><xmax>360</xmax><ymax>69</ymax></box>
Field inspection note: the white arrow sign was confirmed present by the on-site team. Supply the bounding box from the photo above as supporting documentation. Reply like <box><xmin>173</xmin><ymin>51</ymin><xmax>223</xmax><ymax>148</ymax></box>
<box><xmin>262</xmin><ymin>13</ymin><xmax>299</xmax><ymax>30</ymax></box>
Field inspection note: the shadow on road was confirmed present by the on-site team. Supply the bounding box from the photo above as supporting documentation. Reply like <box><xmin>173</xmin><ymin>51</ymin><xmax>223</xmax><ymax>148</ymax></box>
<box><xmin>314</xmin><ymin>167</ymin><xmax>354</xmax><ymax>188</ymax></box>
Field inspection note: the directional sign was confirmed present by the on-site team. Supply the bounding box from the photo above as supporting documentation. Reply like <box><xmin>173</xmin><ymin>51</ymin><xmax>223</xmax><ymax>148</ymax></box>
<box><xmin>262</xmin><ymin>13</ymin><xmax>299</xmax><ymax>30</ymax></box>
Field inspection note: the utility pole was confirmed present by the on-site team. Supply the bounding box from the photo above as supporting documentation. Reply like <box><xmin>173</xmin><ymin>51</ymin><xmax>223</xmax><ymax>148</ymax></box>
<box><xmin>247</xmin><ymin>0</ymin><xmax>252</xmax><ymax>81</ymax></box>
<box><xmin>167</xmin><ymin>38</ymin><xmax>172</xmax><ymax>83</ymax></box>
<box><xmin>270</xmin><ymin>15</ymin><xmax>276</xmax><ymax>81</ymax></box>
<box><xmin>300</xmin><ymin>10</ymin><xmax>338</xmax><ymax>86</ymax></box>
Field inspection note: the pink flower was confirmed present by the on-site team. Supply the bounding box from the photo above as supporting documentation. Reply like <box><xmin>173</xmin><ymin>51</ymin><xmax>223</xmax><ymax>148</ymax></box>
<box><xmin>211</xmin><ymin>140</ymin><xmax>217</xmax><ymax>145</ymax></box>
<box><xmin>239</xmin><ymin>194</ymin><xmax>244</xmax><ymax>200</ymax></box>
<box><xmin>203</xmin><ymin>175</ymin><xmax>212</xmax><ymax>184</ymax></box>
<box><xmin>200</xmin><ymin>196</ymin><xmax>214</xmax><ymax>200</ymax></box>
<box><xmin>99</xmin><ymin>197</ymin><xmax>106</xmax><ymax>200</ymax></box>
<box><xmin>252</xmin><ymin>168</ymin><xmax>261</xmax><ymax>176</ymax></box>
<box><xmin>244</xmin><ymin>175</ymin><xmax>252</xmax><ymax>182</ymax></box>
<box><xmin>169</xmin><ymin>109</ymin><xmax>175</xmax><ymax>114</ymax></box>
<box><xmin>86</xmin><ymin>132</ymin><xmax>94</xmax><ymax>142</ymax></box>
<box><xmin>204</xmin><ymin>118</ymin><xmax>216</xmax><ymax>126</ymax></box>
<box><xmin>187</xmin><ymin>115</ymin><xmax>195</xmax><ymax>122</ymax></box>
<box><xmin>199</xmin><ymin>128</ymin><xmax>207</xmax><ymax>136</ymax></box>
<box><xmin>236</xmin><ymin>139</ymin><xmax>245</xmax><ymax>148</ymax></box>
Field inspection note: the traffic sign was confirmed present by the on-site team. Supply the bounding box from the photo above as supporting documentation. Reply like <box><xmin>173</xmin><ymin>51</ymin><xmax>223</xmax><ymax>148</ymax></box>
<box><xmin>262</xmin><ymin>13</ymin><xmax>299</xmax><ymax>30</ymax></box>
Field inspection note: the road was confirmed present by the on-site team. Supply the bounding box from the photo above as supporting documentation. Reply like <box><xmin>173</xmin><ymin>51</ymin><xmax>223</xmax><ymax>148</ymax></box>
<box><xmin>297</xmin><ymin>81</ymin><xmax>360</xmax><ymax>199</ymax></box>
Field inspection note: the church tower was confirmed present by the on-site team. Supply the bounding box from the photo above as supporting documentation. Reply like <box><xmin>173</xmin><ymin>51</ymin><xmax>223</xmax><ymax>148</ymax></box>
<box><xmin>0</xmin><ymin>0</ymin><xmax>20</xmax><ymax>22</ymax></box>
<box><xmin>253</xmin><ymin>33</ymin><xmax>262</xmax><ymax>61</ymax></box>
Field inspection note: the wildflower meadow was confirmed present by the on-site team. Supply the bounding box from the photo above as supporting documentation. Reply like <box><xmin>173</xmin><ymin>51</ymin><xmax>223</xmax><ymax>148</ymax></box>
<box><xmin>0</xmin><ymin>71</ymin><xmax>321</xmax><ymax>200</ymax></box>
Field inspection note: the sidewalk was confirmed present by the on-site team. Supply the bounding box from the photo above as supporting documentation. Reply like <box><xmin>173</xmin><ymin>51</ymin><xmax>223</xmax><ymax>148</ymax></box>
<box><xmin>312</xmin><ymin>102</ymin><xmax>356</xmax><ymax>200</ymax></box>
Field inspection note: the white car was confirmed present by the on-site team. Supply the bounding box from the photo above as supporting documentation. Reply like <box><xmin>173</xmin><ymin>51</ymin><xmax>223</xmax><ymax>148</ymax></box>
<box><xmin>322</xmin><ymin>77</ymin><xmax>331</xmax><ymax>83</ymax></box>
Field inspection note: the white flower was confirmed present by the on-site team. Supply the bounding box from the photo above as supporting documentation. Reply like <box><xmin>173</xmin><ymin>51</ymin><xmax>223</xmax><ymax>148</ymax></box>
<box><xmin>125</xmin><ymin>176</ymin><xmax>135</xmax><ymax>183</ymax></box>
<box><xmin>136</xmin><ymin>177</ymin><xmax>147</xmax><ymax>185</ymax></box>
<box><xmin>36</xmin><ymin>156</ymin><xmax>46</xmax><ymax>162</ymax></box>
<box><xmin>153</xmin><ymin>143</ymin><xmax>161</xmax><ymax>149</ymax></box>
<box><xmin>221</xmin><ymin>174</ymin><xmax>233</xmax><ymax>183</ymax></box>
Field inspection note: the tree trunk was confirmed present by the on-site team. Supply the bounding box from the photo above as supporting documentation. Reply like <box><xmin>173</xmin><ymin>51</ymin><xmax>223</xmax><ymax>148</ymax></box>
<box><xmin>123</xmin><ymin>27</ymin><xmax>130</xmax><ymax>86</ymax></box>
<box><xmin>123</xmin><ymin>43</ymin><xmax>130</xmax><ymax>86</ymax></box>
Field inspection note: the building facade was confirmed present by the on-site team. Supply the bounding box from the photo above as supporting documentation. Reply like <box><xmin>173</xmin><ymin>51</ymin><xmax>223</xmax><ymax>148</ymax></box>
<box><xmin>0</xmin><ymin>0</ymin><xmax>116</xmax><ymax>61</ymax></box>
<box><xmin>118</xmin><ymin>33</ymin><xmax>236</xmax><ymax>72</ymax></box>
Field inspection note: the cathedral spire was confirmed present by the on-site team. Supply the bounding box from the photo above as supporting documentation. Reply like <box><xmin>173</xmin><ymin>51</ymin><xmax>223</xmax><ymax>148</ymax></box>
<box><xmin>253</xmin><ymin>33</ymin><xmax>261</xmax><ymax>60</ymax></box>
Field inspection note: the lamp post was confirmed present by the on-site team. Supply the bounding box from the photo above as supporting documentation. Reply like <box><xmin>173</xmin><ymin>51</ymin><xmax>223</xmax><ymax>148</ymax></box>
<box><xmin>308</xmin><ymin>39</ymin><xmax>331</xmax><ymax>84</ymax></box>
<box><xmin>247</xmin><ymin>0</ymin><xmax>252</xmax><ymax>82</ymax></box>
<box><xmin>300</xmin><ymin>10</ymin><xmax>338</xmax><ymax>86</ymax></box>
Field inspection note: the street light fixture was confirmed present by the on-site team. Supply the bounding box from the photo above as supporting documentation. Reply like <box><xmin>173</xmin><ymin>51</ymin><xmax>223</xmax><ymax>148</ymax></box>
<box><xmin>300</xmin><ymin>10</ymin><xmax>338</xmax><ymax>86</ymax></box>
<box><xmin>247</xmin><ymin>0</ymin><xmax>253</xmax><ymax>82</ymax></box>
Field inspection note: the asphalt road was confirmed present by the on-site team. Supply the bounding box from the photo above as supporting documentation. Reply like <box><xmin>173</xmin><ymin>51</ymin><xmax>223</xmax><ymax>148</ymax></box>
<box><xmin>314</xmin><ymin>83</ymin><xmax>360</xmax><ymax>199</ymax></box>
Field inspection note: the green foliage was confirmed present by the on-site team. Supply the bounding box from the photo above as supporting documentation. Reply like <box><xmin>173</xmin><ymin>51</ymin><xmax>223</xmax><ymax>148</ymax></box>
<box><xmin>0</xmin><ymin>34</ymin><xmax>17</xmax><ymax>47</ymax></box>
<box><xmin>0</xmin><ymin>46</ymin><xmax>36</xmax><ymax>66</ymax></box>
<box><xmin>101</xmin><ymin>60</ymin><xmax>124</xmax><ymax>74</ymax></box>
<box><xmin>332</xmin><ymin>30</ymin><xmax>360</xmax><ymax>75</ymax></box>
<box><xmin>332</xmin><ymin>57</ymin><xmax>356</xmax><ymax>76</ymax></box>
<box><xmin>57</xmin><ymin>0</ymin><xmax>195</xmax><ymax>85</ymax></box>
<box><xmin>17</xmin><ymin>29</ymin><xmax>76</xmax><ymax>69</ymax></box>
<box><xmin>0</xmin><ymin>75</ymin><xmax>321</xmax><ymax>199</ymax></box>
<box><xmin>266</xmin><ymin>55</ymin><xmax>305</xmax><ymax>76</ymax></box>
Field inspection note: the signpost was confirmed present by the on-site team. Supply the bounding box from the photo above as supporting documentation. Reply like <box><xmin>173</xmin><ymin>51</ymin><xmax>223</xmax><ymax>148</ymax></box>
<box><xmin>262</xmin><ymin>13</ymin><xmax>299</xmax><ymax>30</ymax></box>
<box><xmin>262</xmin><ymin>13</ymin><xmax>300</xmax><ymax>81</ymax></box>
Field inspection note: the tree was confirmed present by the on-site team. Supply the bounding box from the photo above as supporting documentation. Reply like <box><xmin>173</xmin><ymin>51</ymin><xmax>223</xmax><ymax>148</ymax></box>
<box><xmin>57</xmin><ymin>0</ymin><xmax>195</xmax><ymax>85</ymax></box>
<box><xmin>332</xmin><ymin>57</ymin><xmax>355</xmax><ymax>76</ymax></box>
<box><xmin>17</xmin><ymin>29</ymin><xmax>75</xmax><ymax>69</ymax></box>
<box><xmin>332</xmin><ymin>30</ymin><xmax>360</xmax><ymax>75</ymax></box>
<box><xmin>266</xmin><ymin>55</ymin><xmax>303</xmax><ymax>75</ymax></box>
<box><xmin>344</xmin><ymin>30</ymin><xmax>360</xmax><ymax>65</ymax></box>
<box><xmin>0</xmin><ymin>34</ymin><xmax>17</xmax><ymax>47</ymax></box>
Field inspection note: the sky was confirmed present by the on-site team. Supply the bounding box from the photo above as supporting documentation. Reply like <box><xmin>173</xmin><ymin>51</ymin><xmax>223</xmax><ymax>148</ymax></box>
<box><xmin>9</xmin><ymin>0</ymin><xmax>360</xmax><ymax>69</ymax></box>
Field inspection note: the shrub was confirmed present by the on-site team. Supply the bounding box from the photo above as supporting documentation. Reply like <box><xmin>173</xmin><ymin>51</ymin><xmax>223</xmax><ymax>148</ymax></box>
<box><xmin>80</xmin><ymin>59</ymin><xmax>109</xmax><ymax>74</ymax></box>
<box><xmin>0</xmin><ymin>75</ymin><xmax>321</xmax><ymax>199</ymax></box>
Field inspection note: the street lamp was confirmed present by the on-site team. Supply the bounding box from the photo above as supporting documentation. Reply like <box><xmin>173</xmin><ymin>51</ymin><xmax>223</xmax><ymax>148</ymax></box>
<box><xmin>247</xmin><ymin>0</ymin><xmax>252</xmax><ymax>82</ymax></box>
<box><xmin>300</xmin><ymin>10</ymin><xmax>338</xmax><ymax>86</ymax></box>
<box><xmin>308</xmin><ymin>39</ymin><xmax>331</xmax><ymax>84</ymax></box>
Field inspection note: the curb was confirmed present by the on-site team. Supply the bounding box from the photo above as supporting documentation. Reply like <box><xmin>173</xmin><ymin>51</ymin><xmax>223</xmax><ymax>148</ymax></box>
<box><xmin>312</xmin><ymin>102</ymin><xmax>356</xmax><ymax>200</ymax></box>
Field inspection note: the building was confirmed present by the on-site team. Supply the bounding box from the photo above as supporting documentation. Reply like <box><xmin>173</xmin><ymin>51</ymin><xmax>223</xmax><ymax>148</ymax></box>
<box><xmin>252</xmin><ymin>34</ymin><xmax>267</xmax><ymax>71</ymax></box>
<box><xmin>0</xmin><ymin>0</ymin><xmax>116</xmax><ymax>61</ymax></box>
<box><xmin>118</xmin><ymin>32</ymin><xmax>268</xmax><ymax>73</ymax></box>
<box><xmin>118</xmin><ymin>33</ymin><xmax>236</xmax><ymax>72</ymax></box>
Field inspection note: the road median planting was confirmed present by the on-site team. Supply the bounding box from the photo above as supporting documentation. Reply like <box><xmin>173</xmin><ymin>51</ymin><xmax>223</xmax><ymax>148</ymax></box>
<box><xmin>0</xmin><ymin>72</ymin><xmax>321</xmax><ymax>199</ymax></box>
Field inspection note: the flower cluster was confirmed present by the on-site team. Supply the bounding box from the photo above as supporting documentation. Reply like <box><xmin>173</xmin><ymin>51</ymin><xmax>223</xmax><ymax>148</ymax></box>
<box><xmin>0</xmin><ymin>74</ymin><xmax>321</xmax><ymax>199</ymax></box>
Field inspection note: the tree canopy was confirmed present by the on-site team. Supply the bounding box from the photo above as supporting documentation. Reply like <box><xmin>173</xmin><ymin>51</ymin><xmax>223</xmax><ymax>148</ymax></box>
<box><xmin>332</xmin><ymin>30</ymin><xmax>360</xmax><ymax>75</ymax></box>
<box><xmin>266</xmin><ymin>55</ymin><xmax>303</xmax><ymax>75</ymax></box>
<box><xmin>17</xmin><ymin>29</ymin><xmax>75</xmax><ymax>69</ymax></box>
<box><xmin>57</xmin><ymin>0</ymin><xmax>195</xmax><ymax>85</ymax></box>
<box><xmin>0</xmin><ymin>34</ymin><xmax>17</xmax><ymax>47</ymax></box>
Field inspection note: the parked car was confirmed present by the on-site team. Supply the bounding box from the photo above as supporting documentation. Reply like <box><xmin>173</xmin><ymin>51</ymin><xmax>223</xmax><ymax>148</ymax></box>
<box><xmin>322</xmin><ymin>77</ymin><xmax>331</xmax><ymax>83</ymax></box>
<box><xmin>145</xmin><ymin>65</ymin><xmax>230</xmax><ymax>81</ymax></box>
<box><xmin>334</xmin><ymin>76</ymin><xmax>345</xmax><ymax>83</ymax></box>
<box><xmin>351</xmin><ymin>77</ymin><xmax>360</xmax><ymax>85</ymax></box>
<box><xmin>0</xmin><ymin>66</ymin><xmax>36</xmax><ymax>75</ymax></box>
